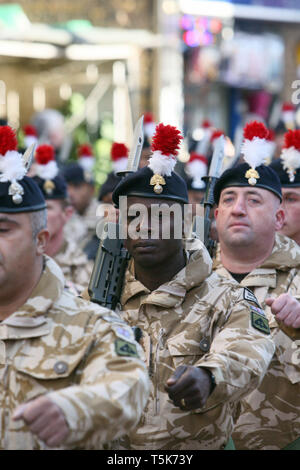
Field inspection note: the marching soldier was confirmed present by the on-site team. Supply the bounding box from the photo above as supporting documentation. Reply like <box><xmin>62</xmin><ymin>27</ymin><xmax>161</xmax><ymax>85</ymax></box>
<box><xmin>270</xmin><ymin>129</ymin><xmax>300</xmax><ymax>246</ymax></box>
<box><xmin>110</xmin><ymin>123</ymin><xmax>275</xmax><ymax>450</ymax></box>
<box><xmin>0</xmin><ymin>126</ymin><xmax>149</xmax><ymax>449</ymax></box>
<box><xmin>33</xmin><ymin>144</ymin><xmax>93</xmax><ymax>292</ymax></box>
<box><xmin>213</xmin><ymin>121</ymin><xmax>300</xmax><ymax>449</ymax></box>
<box><xmin>63</xmin><ymin>161</ymin><xmax>99</xmax><ymax>250</ymax></box>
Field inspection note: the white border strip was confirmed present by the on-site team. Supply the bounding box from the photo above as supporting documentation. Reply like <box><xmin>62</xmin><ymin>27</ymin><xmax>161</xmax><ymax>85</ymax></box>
<box><xmin>179</xmin><ymin>0</ymin><xmax>300</xmax><ymax>23</ymax></box>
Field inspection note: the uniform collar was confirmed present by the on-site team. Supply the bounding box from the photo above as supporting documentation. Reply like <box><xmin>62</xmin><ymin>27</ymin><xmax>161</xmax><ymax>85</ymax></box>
<box><xmin>83</xmin><ymin>198</ymin><xmax>100</xmax><ymax>229</ymax></box>
<box><xmin>2</xmin><ymin>256</ymin><xmax>64</xmax><ymax>331</ymax></box>
<box><xmin>121</xmin><ymin>244</ymin><xmax>212</xmax><ymax>308</ymax></box>
<box><xmin>213</xmin><ymin>233</ymin><xmax>300</xmax><ymax>287</ymax></box>
<box><xmin>54</xmin><ymin>238</ymin><xmax>87</xmax><ymax>268</ymax></box>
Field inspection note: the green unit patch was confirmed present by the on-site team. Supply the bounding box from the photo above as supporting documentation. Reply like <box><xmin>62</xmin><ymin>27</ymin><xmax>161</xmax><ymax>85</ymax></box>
<box><xmin>251</xmin><ymin>310</ymin><xmax>270</xmax><ymax>335</ymax></box>
<box><xmin>115</xmin><ymin>339</ymin><xmax>139</xmax><ymax>358</ymax></box>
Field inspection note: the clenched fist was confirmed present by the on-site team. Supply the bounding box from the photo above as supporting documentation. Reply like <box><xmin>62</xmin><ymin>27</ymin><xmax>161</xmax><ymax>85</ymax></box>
<box><xmin>13</xmin><ymin>396</ymin><xmax>69</xmax><ymax>447</ymax></box>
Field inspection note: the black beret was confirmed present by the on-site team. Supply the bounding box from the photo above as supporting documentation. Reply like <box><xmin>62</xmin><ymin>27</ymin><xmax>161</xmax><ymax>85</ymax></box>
<box><xmin>214</xmin><ymin>163</ymin><xmax>282</xmax><ymax>204</ymax></box>
<box><xmin>62</xmin><ymin>163</ymin><xmax>94</xmax><ymax>185</ymax></box>
<box><xmin>98</xmin><ymin>171</ymin><xmax>121</xmax><ymax>201</ymax></box>
<box><xmin>0</xmin><ymin>176</ymin><xmax>46</xmax><ymax>213</ymax></box>
<box><xmin>269</xmin><ymin>159</ymin><xmax>300</xmax><ymax>187</ymax></box>
<box><xmin>33</xmin><ymin>174</ymin><xmax>68</xmax><ymax>200</ymax></box>
<box><xmin>112</xmin><ymin>166</ymin><xmax>189</xmax><ymax>207</ymax></box>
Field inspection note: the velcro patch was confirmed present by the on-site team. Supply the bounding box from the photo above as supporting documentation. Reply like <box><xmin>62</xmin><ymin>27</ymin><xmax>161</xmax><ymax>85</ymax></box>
<box><xmin>115</xmin><ymin>339</ymin><xmax>139</xmax><ymax>358</ymax></box>
<box><xmin>249</xmin><ymin>305</ymin><xmax>266</xmax><ymax>318</ymax></box>
<box><xmin>113</xmin><ymin>325</ymin><xmax>133</xmax><ymax>341</ymax></box>
<box><xmin>251</xmin><ymin>310</ymin><xmax>270</xmax><ymax>335</ymax></box>
<box><xmin>244</xmin><ymin>288</ymin><xmax>260</xmax><ymax>307</ymax></box>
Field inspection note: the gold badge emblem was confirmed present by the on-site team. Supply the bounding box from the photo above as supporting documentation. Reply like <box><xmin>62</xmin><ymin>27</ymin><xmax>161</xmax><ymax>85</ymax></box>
<box><xmin>84</xmin><ymin>170</ymin><xmax>93</xmax><ymax>183</ymax></box>
<box><xmin>150</xmin><ymin>174</ymin><xmax>166</xmax><ymax>194</ymax></box>
<box><xmin>43</xmin><ymin>180</ymin><xmax>55</xmax><ymax>195</ymax></box>
<box><xmin>245</xmin><ymin>168</ymin><xmax>260</xmax><ymax>186</ymax></box>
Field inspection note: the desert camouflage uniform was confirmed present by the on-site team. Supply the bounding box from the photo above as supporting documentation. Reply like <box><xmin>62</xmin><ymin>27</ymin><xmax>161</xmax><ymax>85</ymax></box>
<box><xmin>64</xmin><ymin>198</ymin><xmax>100</xmax><ymax>249</ymax></box>
<box><xmin>0</xmin><ymin>256</ymin><xmax>149</xmax><ymax>450</ymax></box>
<box><xmin>54</xmin><ymin>238</ymin><xmax>94</xmax><ymax>293</ymax></box>
<box><xmin>213</xmin><ymin>233</ymin><xmax>300</xmax><ymax>449</ymax></box>
<box><xmin>115</xmin><ymin>240</ymin><xmax>275</xmax><ymax>450</ymax></box>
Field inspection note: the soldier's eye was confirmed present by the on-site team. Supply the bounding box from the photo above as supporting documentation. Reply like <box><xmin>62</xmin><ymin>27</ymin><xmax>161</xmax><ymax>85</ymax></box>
<box><xmin>222</xmin><ymin>197</ymin><xmax>233</xmax><ymax>204</ymax></box>
<box><xmin>249</xmin><ymin>199</ymin><xmax>260</xmax><ymax>204</ymax></box>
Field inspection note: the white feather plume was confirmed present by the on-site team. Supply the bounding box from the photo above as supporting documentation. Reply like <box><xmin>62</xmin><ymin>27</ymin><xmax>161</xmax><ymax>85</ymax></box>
<box><xmin>281</xmin><ymin>147</ymin><xmax>300</xmax><ymax>181</ymax></box>
<box><xmin>264</xmin><ymin>140</ymin><xmax>276</xmax><ymax>160</ymax></box>
<box><xmin>186</xmin><ymin>159</ymin><xmax>207</xmax><ymax>189</ymax></box>
<box><xmin>36</xmin><ymin>160</ymin><xmax>58</xmax><ymax>180</ymax></box>
<box><xmin>145</xmin><ymin>122</ymin><xmax>156</xmax><ymax>138</ymax></box>
<box><xmin>112</xmin><ymin>157</ymin><xmax>128</xmax><ymax>173</ymax></box>
<box><xmin>282</xmin><ymin>111</ymin><xmax>294</xmax><ymax>124</ymax></box>
<box><xmin>0</xmin><ymin>151</ymin><xmax>27</xmax><ymax>182</ymax></box>
<box><xmin>24</xmin><ymin>135</ymin><xmax>38</xmax><ymax>148</ymax></box>
<box><xmin>79</xmin><ymin>156</ymin><xmax>94</xmax><ymax>172</ymax></box>
<box><xmin>241</xmin><ymin>138</ymin><xmax>270</xmax><ymax>168</ymax></box>
<box><xmin>148</xmin><ymin>151</ymin><xmax>176</xmax><ymax>177</ymax></box>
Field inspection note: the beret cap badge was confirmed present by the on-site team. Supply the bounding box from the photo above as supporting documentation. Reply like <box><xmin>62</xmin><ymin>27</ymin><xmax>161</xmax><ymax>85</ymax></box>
<box><xmin>213</xmin><ymin>120</ymin><xmax>282</xmax><ymax>204</ymax></box>
<box><xmin>241</xmin><ymin>121</ymin><xmax>270</xmax><ymax>185</ymax></box>
<box><xmin>34</xmin><ymin>144</ymin><xmax>67</xmax><ymax>200</ymax></box>
<box><xmin>35</xmin><ymin>144</ymin><xmax>58</xmax><ymax>197</ymax></box>
<box><xmin>43</xmin><ymin>179</ymin><xmax>55</xmax><ymax>195</ymax></box>
<box><xmin>245</xmin><ymin>168</ymin><xmax>260</xmax><ymax>186</ymax></box>
<box><xmin>111</xmin><ymin>118</ymin><xmax>189</xmax><ymax>207</ymax></box>
<box><xmin>0</xmin><ymin>125</ymin><xmax>46</xmax><ymax>212</ymax></box>
<box><xmin>0</xmin><ymin>126</ymin><xmax>30</xmax><ymax>204</ymax></box>
<box><xmin>150</xmin><ymin>174</ymin><xmax>165</xmax><ymax>194</ymax></box>
<box><xmin>280</xmin><ymin>129</ymin><xmax>300</xmax><ymax>182</ymax></box>
<box><xmin>149</xmin><ymin>123</ymin><xmax>183</xmax><ymax>195</ymax></box>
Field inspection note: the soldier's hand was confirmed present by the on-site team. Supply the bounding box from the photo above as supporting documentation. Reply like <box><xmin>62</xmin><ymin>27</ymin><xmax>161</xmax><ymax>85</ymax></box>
<box><xmin>266</xmin><ymin>294</ymin><xmax>300</xmax><ymax>328</ymax></box>
<box><xmin>165</xmin><ymin>365</ymin><xmax>212</xmax><ymax>410</ymax></box>
<box><xmin>13</xmin><ymin>396</ymin><xmax>69</xmax><ymax>447</ymax></box>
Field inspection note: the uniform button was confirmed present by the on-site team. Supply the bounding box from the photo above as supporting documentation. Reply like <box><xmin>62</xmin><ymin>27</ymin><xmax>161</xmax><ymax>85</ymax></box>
<box><xmin>54</xmin><ymin>361</ymin><xmax>68</xmax><ymax>374</ymax></box>
<box><xmin>199</xmin><ymin>337</ymin><xmax>210</xmax><ymax>352</ymax></box>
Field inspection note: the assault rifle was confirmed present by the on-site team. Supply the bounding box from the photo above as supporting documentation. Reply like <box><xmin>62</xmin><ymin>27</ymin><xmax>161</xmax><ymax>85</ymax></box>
<box><xmin>201</xmin><ymin>135</ymin><xmax>225</xmax><ymax>257</ymax></box>
<box><xmin>88</xmin><ymin>116</ymin><xmax>144</xmax><ymax>310</ymax></box>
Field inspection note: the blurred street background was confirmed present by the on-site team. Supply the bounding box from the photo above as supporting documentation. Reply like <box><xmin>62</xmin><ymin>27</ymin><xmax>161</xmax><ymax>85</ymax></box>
<box><xmin>0</xmin><ymin>0</ymin><xmax>299</xmax><ymax>186</ymax></box>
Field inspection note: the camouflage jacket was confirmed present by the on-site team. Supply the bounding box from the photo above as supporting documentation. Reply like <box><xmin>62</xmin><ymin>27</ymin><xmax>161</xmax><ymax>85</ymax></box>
<box><xmin>0</xmin><ymin>256</ymin><xmax>149</xmax><ymax>450</ymax></box>
<box><xmin>64</xmin><ymin>198</ymin><xmax>100</xmax><ymax>249</ymax></box>
<box><xmin>115</xmin><ymin>241</ymin><xmax>275</xmax><ymax>450</ymax></box>
<box><xmin>213</xmin><ymin>233</ymin><xmax>300</xmax><ymax>449</ymax></box>
<box><xmin>54</xmin><ymin>238</ymin><xmax>94</xmax><ymax>293</ymax></box>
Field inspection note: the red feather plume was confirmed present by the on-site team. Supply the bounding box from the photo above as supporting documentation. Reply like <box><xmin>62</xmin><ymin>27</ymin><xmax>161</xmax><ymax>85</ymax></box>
<box><xmin>35</xmin><ymin>145</ymin><xmax>55</xmax><ymax>165</ymax></box>
<box><xmin>282</xmin><ymin>102</ymin><xmax>295</xmax><ymax>112</ymax></box>
<box><xmin>266</xmin><ymin>129</ymin><xmax>275</xmax><ymax>141</ymax></box>
<box><xmin>283</xmin><ymin>129</ymin><xmax>300</xmax><ymax>151</ymax></box>
<box><xmin>0</xmin><ymin>126</ymin><xmax>17</xmax><ymax>155</ymax></box>
<box><xmin>189</xmin><ymin>152</ymin><xmax>208</xmax><ymax>164</ymax></box>
<box><xmin>23</xmin><ymin>125</ymin><xmax>37</xmax><ymax>137</ymax></box>
<box><xmin>243</xmin><ymin>121</ymin><xmax>268</xmax><ymax>141</ymax></box>
<box><xmin>78</xmin><ymin>144</ymin><xmax>93</xmax><ymax>158</ymax></box>
<box><xmin>151</xmin><ymin>123</ymin><xmax>183</xmax><ymax>157</ymax></box>
<box><xmin>210</xmin><ymin>129</ymin><xmax>224</xmax><ymax>142</ymax></box>
<box><xmin>111</xmin><ymin>142</ymin><xmax>128</xmax><ymax>161</ymax></box>
<box><xmin>144</xmin><ymin>112</ymin><xmax>154</xmax><ymax>124</ymax></box>
<box><xmin>202</xmin><ymin>119</ymin><xmax>212</xmax><ymax>128</ymax></box>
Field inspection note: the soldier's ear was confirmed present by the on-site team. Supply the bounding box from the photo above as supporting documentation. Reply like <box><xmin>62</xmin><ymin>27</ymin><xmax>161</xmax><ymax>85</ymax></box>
<box><xmin>275</xmin><ymin>207</ymin><xmax>285</xmax><ymax>231</ymax></box>
<box><xmin>64</xmin><ymin>205</ymin><xmax>74</xmax><ymax>222</ymax></box>
<box><xmin>36</xmin><ymin>229</ymin><xmax>50</xmax><ymax>255</ymax></box>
